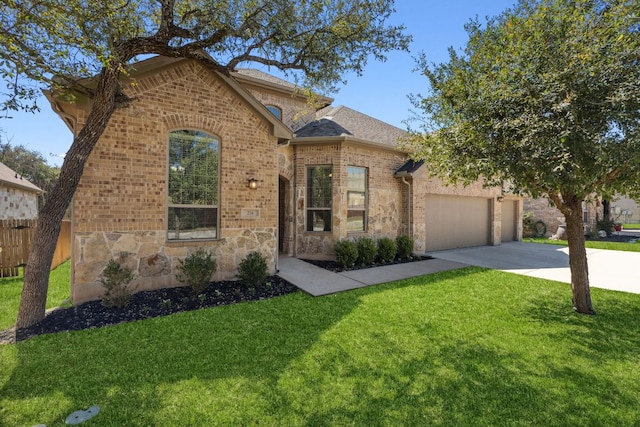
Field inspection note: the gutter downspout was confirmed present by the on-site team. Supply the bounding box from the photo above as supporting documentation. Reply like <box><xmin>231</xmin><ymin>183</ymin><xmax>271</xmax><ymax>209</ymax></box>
<box><xmin>401</xmin><ymin>176</ymin><xmax>411</xmax><ymax>239</ymax></box>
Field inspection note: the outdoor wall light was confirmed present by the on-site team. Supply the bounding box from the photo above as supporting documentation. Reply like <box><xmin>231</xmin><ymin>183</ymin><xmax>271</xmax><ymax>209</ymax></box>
<box><xmin>497</xmin><ymin>195</ymin><xmax>505</xmax><ymax>202</ymax></box>
<box><xmin>248</xmin><ymin>178</ymin><xmax>258</xmax><ymax>190</ymax></box>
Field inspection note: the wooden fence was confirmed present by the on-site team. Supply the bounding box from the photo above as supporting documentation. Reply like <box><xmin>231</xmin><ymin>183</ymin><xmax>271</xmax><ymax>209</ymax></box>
<box><xmin>0</xmin><ymin>219</ymin><xmax>71</xmax><ymax>278</ymax></box>
<box><xmin>51</xmin><ymin>220</ymin><xmax>71</xmax><ymax>270</ymax></box>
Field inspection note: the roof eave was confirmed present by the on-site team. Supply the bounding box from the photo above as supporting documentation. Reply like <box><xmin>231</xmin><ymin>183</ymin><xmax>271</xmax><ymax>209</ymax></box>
<box><xmin>0</xmin><ymin>179</ymin><xmax>43</xmax><ymax>194</ymax></box>
<box><xmin>232</xmin><ymin>72</ymin><xmax>333</xmax><ymax>109</ymax></box>
<box><xmin>216</xmin><ymin>71</ymin><xmax>293</xmax><ymax>141</ymax></box>
<box><xmin>292</xmin><ymin>135</ymin><xmax>409</xmax><ymax>153</ymax></box>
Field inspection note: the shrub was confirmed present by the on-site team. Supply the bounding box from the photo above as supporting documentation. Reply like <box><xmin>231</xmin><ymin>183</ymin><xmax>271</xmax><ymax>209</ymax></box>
<box><xmin>177</xmin><ymin>249</ymin><xmax>217</xmax><ymax>294</ymax></box>
<box><xmin>596</xmin><ymin>218</ymin><xmax>616</xmax><ymax>236</ymax></box>
<box><xmin>377</xmin><ymin>237</ymin><xmax>397</xmax><ymax>264</ymax></box>
<box><xmin>334</xmin><ymin>240</ymin><xmax>358</xmax><ymax>269</ymax></box>
<box><xmin>238</xmin><ymin>251</ymin><xmax>268</xmax><ymax>288</ymax></box>
<box><xmin>100</xmin><ymin>259</ymin><xmax>136</xmax><ymax>308</ymax></box>
<box><xmin>396</xmin><ymin>235</ymin><xmax>414</xmax><ymax>260</ymax></box>
<box><xmin>356</xmin><ymin>237</ymin><xmax>377</xmax><ymax>266</ymax></box>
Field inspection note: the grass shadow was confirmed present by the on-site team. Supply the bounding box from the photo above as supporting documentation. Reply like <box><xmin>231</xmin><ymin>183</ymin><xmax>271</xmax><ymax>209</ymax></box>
<box><xmin>2</xmin><ymin>267</ymin><xmax>639</xmax><ymax>426</ymax></box>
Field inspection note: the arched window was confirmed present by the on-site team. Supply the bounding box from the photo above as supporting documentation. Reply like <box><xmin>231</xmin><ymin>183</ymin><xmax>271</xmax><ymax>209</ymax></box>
<box><xmin>167</xmin><ymin>129</ymin><xmax>219</xmax><ymax>240</ymax></box>
<box><xmin>266</xmin><ymin>105</ymin><xmax>282</xmax><ymax>120</ymax></box>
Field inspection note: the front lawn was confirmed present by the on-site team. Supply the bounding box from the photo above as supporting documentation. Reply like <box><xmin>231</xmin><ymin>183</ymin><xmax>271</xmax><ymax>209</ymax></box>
<box><xmin>1</xmin><ymin>267</ymin><xmax>639</xmax><ymax>426</ymax></box>
<box><xmin>527</xmin><ymin>237</ymin><xmax>640</xmax><ymax>252</ymax></box>
<box><xmin>0</xmin><ymin>261</ymin><xmax>70</xmax><ymax>330</ymax></box>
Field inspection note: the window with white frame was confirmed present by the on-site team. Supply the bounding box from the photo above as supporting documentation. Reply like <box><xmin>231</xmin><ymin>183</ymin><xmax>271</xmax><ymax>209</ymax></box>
<box><xmin>307</xmin><ymin>165</ymin><xmax>332</xmax><ymax>232</ymax></box>
<box><xmin>167</xmin><ymin>130</ymin><xmax>219</xmax><ymax>240</ymax></box>
<box><xmin>347</xmin><ymin>166</ymin><xmax>367</xmax><ymax>232</ymax></box>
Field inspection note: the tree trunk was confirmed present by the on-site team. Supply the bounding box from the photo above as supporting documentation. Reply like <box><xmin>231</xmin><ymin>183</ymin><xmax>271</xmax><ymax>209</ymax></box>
<box><xmin>562</xmin><ymin>197</ymin><xmax>596</xmax><ymax>315</ymax></box>
<box><xmin>16</xmin><ymin>67</ymin><xmax>121</xmax><ymax>329</ymax></box>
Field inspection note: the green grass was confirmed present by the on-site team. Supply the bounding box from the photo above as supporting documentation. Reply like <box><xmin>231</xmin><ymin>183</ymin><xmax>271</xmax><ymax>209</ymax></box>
<box><xmin>527</xmin><ymin>237</ymin><xmax>640</xmax><ymax>252</ymax></box>
<box><xmin>1</xmin><ymin>267</ymin><xmax>639</xmax><ymax>426</ymax></box>
<box><xmin>623</xmin><ymin>223</ymin><xmax>640</xmax><ymax>230</ymax></box>
<box><xmin>0</xmin><ymin>261</ymin><xmax>70</xmax><ymax>330</ymax></box>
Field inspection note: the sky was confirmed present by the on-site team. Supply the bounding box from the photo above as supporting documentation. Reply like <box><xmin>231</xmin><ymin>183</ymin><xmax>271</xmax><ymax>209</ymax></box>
<box><xmin>0</xmin><ymin>0</ymin><xmax>517</xmax><ymax>168</ymax></box>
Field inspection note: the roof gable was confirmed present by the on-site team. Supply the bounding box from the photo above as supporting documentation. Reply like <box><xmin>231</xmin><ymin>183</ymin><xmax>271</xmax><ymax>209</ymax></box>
<box><xmin>294</xmin><ymin>105</ymin><xmax>406</xmax><ymax>147</ymax></box>
<box><xmin>0</xmin><ymin>162</ymin><xmax>43</xmax><ymax>193</ymax></box>
<box><xmin>46</xmin><ymin>56</ymin><xmax>293</xmax><ymax>141</ymax></box>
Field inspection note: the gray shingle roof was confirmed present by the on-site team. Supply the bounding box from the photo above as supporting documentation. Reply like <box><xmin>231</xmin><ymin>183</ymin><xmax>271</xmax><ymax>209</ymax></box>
<box><xmin>395</xmin><ymin>159</ymin><xmax>424</xmax><ymax>175</ymax></box>
<box><xmin>294</xmin><ymin>105</ymin><xmax>406</xmax><ymax>146</ymax></box>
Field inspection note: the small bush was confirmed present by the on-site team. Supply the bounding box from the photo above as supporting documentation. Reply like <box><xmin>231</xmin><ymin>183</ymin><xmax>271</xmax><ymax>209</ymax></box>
<box><xmin>238</xmin><ymin>251</ymin><xmax>268</xmax><ymax>288</ymax></box>
<box><xmin>396</xmin><ymin>235</ymin><xmax>414</xmax><ymax>260</ymax></box>
<box><xmin>356</xmin><ymin>237</ymin><xmax>377</xmax><ymax>266</ymax></box>
<box><xmin>596</xmin><ymin>218</ymin><xmax>616</xmax><ymax>236</ymax></box>
<box><xmin>334</xmin><ymin>240</ymin><xmax>358</xmax><ymax>269</ymax></box>
<box><xmin>100</xmin><ymin>259</ymin><xmax>136</xmax><ymax>308</ymax></box>
<box><xmin>177</xmin><ymin>249</ymin><xmax>217</xmax><ymax>294</ymax></box>
<box><xmin>377</xmin><ymin>237</ymin><xmax>397</xmax><ymax>264</ymax></box>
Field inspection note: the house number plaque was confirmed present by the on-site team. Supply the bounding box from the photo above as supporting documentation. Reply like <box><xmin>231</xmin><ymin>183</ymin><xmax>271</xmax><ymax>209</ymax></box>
<box><xmin>241</xmin><ymin>208</ymin><xmax>260</xmax><ymax>219</ymax></box>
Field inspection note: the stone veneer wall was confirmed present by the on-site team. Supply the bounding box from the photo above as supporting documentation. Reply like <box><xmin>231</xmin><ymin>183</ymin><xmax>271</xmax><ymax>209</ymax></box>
<box><xmin>70</xmin><ymin>60</ymin><xmax>279</xmax><ymax>303</ymax></box>
<box><xmin>0</xmin><ymin>186</ymin><xmax>38</xmax><ymax>219</ymax></box>
<box><xmin>292</xmin><ymin>141</ymin><xmax>407</xmax><ymax>258</ymax></box>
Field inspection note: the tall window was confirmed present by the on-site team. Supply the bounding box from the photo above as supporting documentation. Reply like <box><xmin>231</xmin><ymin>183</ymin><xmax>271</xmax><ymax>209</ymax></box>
<box><xmin>168</xmin><ymin>130</ymin><xmax>219</xmax><ymax>240</ymax></box>
<box><xmin>307</xmin><ymin>166</ymin><xmax>332</xmax><ymax>232</ymax></box>
<box><xmin>347</xmin><ymin>166</ymin><xmax>367</xmax><ymax>232</ymax></box>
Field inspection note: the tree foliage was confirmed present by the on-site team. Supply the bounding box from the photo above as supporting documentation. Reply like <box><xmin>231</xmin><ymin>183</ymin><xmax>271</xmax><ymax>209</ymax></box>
<box><xmin>0</xmin><ymin>0</ymin><xmax>410</xmax><ymax>328</ymax></box>
<box><xmin>0</xmin><ymin>132</ymin><xmax>60</xmax><ymax>204</ymax></box>
<box><xmin>404</xmin><ymin>0</ymin><xmax>640</xmax><ymax>314</ymax></box>
<box><xmin>1</xmin><ymin>0</ymin><xmax>410</xmax><ymax>107</ymax></box>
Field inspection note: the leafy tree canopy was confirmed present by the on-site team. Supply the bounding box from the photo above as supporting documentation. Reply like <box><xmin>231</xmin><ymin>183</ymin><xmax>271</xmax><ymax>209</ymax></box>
<box><xmin>0</xmin><ymin>131</ymin><xmax>59</xmax><ymax>201</ymax></box>
<box><xmin>1</xmin><ymin>0</ymin><xmax>410</xmax><ymax>109</ymax></box>
<box><xmin>405</xmin><ymin>0</ymin><xmax>640</xmax><ymax>203</ymax></box>
<box><xmin>403</xmin><ymin>0</ymin><xmax>640</xmax><ymax>315</ymax></box>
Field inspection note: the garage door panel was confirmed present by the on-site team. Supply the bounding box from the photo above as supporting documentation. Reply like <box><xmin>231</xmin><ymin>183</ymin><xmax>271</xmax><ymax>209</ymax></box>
<box><xmin>425</xmin><ymin>195</ymin><xmax>491</xmax><ymax>251</ymax></box>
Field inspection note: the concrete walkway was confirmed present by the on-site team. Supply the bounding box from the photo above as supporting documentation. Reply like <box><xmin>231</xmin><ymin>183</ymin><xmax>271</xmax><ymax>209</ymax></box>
<box><xmin>277</xmin><ymin>238</ymin><xmax>640</xmax><ymax>296</ymax></box>
<box><xmin>277</xmin><ymin>256</ymin><xmax>468</xmax><ymax>296</ymax></box>
<box><xmin>430</xmin><ymin>241</ymin><xmax>640</xmax><ymax>294</ymax></box>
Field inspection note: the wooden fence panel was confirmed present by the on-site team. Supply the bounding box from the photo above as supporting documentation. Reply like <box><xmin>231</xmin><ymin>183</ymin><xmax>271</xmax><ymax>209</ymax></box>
<box><xmin>51</xmin><ymin>220</ymin><xmax>71</xmax><ymax>270</ymax></box>
<box><xmin>0</xmin><ymin>219</ymin><xmax>71</xmax><ymax>277</ymax></box>
<box><xmin>0</xmin><ymin>219</ymin><xmax>36</xmax><ymax>278</ymax></box>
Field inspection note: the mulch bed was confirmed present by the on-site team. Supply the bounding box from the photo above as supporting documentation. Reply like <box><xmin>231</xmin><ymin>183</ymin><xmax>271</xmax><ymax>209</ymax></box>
<box><xmin>1</xmin><ymin>254</ymin><xmax>437</xmax><ymax>344</ymax></box>
<box><xmin>0</xmin><ymin>276</ymin><xmax>297</xmax><ymax>344</ymax></box>
<box><xmin>300</xmin><ymin>255</ymin><xmax>433</xmax><ymax>273</ymax></box>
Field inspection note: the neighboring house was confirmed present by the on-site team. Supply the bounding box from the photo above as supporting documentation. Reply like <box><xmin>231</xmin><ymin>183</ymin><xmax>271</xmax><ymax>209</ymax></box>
<box><xmin>0</xmin><ymin>162</ymin><xmax>43</xmax><ymax>220</ymax></box>
<box><xmin>47</xmin><ymin>56</ymin><xmax>522</xmax><ymax>304</ymax></box>
<box><xmin>525</xmin><ymin>194</ymin><xmax>639</xmax><ymax>237</ymax></box>
<box><xmin>610</xmin><ymin>196</ymin><xmax>640</xmax><ymax>225</ymax></box>
<box><xmin>524</xmin><ymin>197</ymin><xmax>603</xmax><ymax>237</ymax></box>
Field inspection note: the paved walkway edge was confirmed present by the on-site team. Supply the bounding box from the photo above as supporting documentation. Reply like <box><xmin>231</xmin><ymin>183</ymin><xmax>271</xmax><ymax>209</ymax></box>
<box><xmin>277</xmin><ymin>257</ymin><xmax>469</xmax><ymax>296</ymax></box>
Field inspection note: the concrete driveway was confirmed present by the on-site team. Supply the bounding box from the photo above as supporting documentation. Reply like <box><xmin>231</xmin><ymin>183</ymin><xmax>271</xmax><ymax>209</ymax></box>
<box><xmin>429</xmin><ymin>241</ymin><xmax>640</xmax><ymax>294</ymax></box>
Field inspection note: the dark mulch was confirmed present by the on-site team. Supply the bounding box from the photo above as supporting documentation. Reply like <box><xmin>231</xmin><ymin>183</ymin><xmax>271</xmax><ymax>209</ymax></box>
<box><xmin>0</xmin><ymin>276</ymin><xmax>297</xmax><ymax>344</ymax></box>
<box><xmin>300</xmin><ymin>255</ymin><xmax>433</xmax><ymax>273</ymax></box>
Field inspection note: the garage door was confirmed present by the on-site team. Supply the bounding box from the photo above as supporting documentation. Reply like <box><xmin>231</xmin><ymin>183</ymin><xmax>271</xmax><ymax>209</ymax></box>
<box><xmin>425</xmin><ymin>195</ymin><xmax>491</xmax><ymax>251</ymax></box>
<box><xmin>501</xmin><ymin>200</ymin><xmax>517</xmax><ymax>242</ymax></box>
